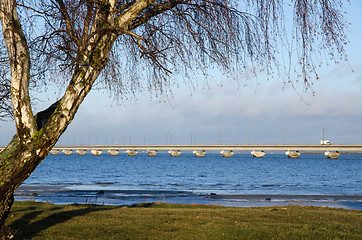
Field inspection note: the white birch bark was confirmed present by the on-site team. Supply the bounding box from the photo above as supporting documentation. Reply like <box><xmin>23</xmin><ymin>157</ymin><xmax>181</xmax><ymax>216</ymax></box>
<box><xmin>0</xmin><ymin>0</ymin><xmax>36</xmax><ymax>142</ymax></box>
<box><xmin>0</xmin><ymin>1</ymin><xmax>153</xmax><ymax>235</ymax></box>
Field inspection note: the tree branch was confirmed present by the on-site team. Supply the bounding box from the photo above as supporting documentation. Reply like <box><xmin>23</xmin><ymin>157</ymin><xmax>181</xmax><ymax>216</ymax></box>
<box><xmin>55</xmin><ymin>0</ymin><xmax>80</xmax><ymax>46</ymax></box>
<box><xmin>0</xmin><ymin>0</ymin><xmax>36</xmax><ymax>141</ymax></box>
<box><xmin>128</xmin><ymin>0</ymin><xmax>187</xmax><ymax>30</ymax></box>
<box><xmin>114</xmin><ymin>0</ymin><xmax>154</xmax><ymax>32</ymax></box>
<box><xmin>80</xmin><ymin>0</ymin><xmax>94</xmax><ymax>46</ymax></box>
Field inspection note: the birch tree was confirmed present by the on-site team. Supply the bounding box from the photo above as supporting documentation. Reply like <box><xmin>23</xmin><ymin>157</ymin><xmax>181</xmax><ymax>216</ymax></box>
<box><xmin>0</xmin><ymin>0</ymin><xmax>348</xmax><ymax>237</ymax></box>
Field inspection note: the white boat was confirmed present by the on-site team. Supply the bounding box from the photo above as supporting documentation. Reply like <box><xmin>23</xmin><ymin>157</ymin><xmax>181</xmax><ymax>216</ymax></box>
<box><xmin>324</xmin><ymin>151</ymin><xmax>340</xmax><ymax>159</ymax></box>
<box><xmin>50</xmin><ymin>150</ymin><xmax>60</xmax><ymax>155</ymax></box>
<box><xmin>285</xmin><ymin>150</ymin><xmax>301</xmax><ymax>159</ymax></box>
<box><xmin>126</xmin><ymin>150</ymin><xmax>138</xmax><ymax>156</ymax></box>
<box><xmin>251</xmin><ymin>150</ymin><xmax>265</xmax><ymax>158</ymax></box>
<box><xmin>220</xmin><ymin>150</ymin><xmax>234</xmax><ymax>158</ymax></box>
<box><xmin>62</xmin><ymin>149</ymin><xmax>73</xmax><ymax>155</ymax></box>
<box><xmin>193</xmin><ymin>150</ymin><xmax>206</xmax><ymax>157</ymax></box>
<box><xmin>147</xmin><ymin>150</ymin><xmax>158</xmax><ymax>156</ymax></box>
<box><xmin>168</xmin><ymin>150</ymin><xmax>181</xmax><ymax>157</ymax></box>
<box><xmin>108</xmin><ymin>150</ymin><xmax>119</xmax><ymax>156</ymax></box>
<box><xmin>91</xmin><ymin>149</ymin><xmax>102</xmax><ymax>156</ymax></box>
<box><xmin>76</xmin><ymin>149</ymin><xmax>87</xmax><ymax>155</ymax></box>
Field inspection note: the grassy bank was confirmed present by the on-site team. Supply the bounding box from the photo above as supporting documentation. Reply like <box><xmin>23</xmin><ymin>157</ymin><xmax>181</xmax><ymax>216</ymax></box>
<box><xmin>6</xmin><ymin>201</ymin><xmax>361</xmax><ymax>239</ymax></box>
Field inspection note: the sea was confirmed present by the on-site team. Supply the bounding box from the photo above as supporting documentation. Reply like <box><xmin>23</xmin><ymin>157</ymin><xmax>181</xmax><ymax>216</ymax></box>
<box><xmin>15</xmin><ymin>152</ymin><xmax>362</xmax><ymax>210</ymax></box>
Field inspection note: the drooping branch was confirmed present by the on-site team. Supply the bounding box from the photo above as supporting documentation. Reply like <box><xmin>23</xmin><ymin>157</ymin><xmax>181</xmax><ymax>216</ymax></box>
<box><xmin>0</xmin><ymin>75</ymin><xmax>12</xmax><ymax>119</ymax></box>
<box><xmin>55</xmin><ymin>0</ymin><xmax>81</xmax><ymax>46</ymax></box>
<box><xmin>293</xmin><ymin>0</ymin><xmax>348</xmax><ymax>86</ymax></box>
<box><xmin>80</xmin><ymin>0</ymin><xmax>95</xmax><ymax>46</ymax></box>
<box><xmin>0</xmin><ymin>42</ymin><xmax>12</xmax><ymax>119</ymax></box>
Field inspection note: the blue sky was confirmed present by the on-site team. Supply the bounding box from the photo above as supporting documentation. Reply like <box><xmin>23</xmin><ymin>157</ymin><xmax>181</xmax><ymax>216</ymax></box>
<box><xmin>1</xmin><ymin>1</ymin><xmax>361</xmax><ymax>146</ymax></box>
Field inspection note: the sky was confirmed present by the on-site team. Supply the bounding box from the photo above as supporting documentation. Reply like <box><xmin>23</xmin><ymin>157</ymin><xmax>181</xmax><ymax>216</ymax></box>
<box><xmin>1</xmin><ymin>1</ymin><xmax>362</xmax><ymax>146</ymax></box>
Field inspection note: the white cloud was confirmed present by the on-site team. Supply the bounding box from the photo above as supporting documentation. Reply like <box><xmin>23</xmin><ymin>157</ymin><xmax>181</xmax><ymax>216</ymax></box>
<box><xmin>53</xmin><ymin>69</ymin><xmax>361</xmax><ymax>146</ymax></box>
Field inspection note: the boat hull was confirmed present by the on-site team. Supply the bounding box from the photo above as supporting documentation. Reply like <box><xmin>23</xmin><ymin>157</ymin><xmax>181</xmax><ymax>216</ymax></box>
<box><xmin>126</xmin><ymin>150</ymin><xmax>138</xmax><ymax>156</ymax></box>
<box><xmin>220</xmin><ymin>150</ymin><xmax>234</xmax><ymax>158</ymax></box>
<box><xmin>324</xmin><ymin>151</ymin><xmax>340</xmax><ymax>159</ymax></box>
<box><xmin>193</xmin><ymin>150</ymin><xmax>206</xmax><ymax>157</ymax></box>
<box><xmin>168</xmin><ymin>150</ymin><xmax>181</xmax><ymax>157</ymax></box>
<box><xmin>285</xmin><ymin>151</ymin><xmax>301</xmax><ymax>159</ymax></box>
<box><xmin>251</xmin><ymin>150</ymin><xmax>265</xmax><ymax>158</ymax></box>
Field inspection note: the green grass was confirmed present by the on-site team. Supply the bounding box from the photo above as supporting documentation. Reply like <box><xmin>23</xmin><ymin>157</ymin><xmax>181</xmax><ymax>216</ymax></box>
<box><xmin>5</xmin><ymin>201</ymin><xmax>362</xmax><ymax>239</ymax></box>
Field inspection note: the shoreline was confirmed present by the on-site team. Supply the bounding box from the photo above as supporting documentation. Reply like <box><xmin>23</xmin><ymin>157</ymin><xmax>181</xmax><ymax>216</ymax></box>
<box><xmin>15</xmin><ymin>185</ymin><xmax>362</xmax><ymax>210</ymax></box>
<box><xmin>208</xmin><ymin>194</ymin><xmax>362</xmax><ymax>210</ymax></box>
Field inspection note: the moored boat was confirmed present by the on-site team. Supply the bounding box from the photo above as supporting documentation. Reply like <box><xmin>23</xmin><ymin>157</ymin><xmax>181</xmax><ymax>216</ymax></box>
<box><xmin>193</xmin><ymin>150</ymin><xmax>206</xmax><ymax>157</ymax></box>
<box><xmin>62</xmin><ymin>149</ymin><xmax>73</xmax><ymax>155</ymax></box>
<box><xmin>126</xmin><ymin>150</ymin><xmax>138</xmax><ymax>156</ymax></box>
<box><xmin>108</xmin><ymin>150</ymin><xmax>119</xmax><ymax>156</ymax></box>
<box><xmin>324</xmin><ymin>151</ymin><xmax>340</xmax><ymax>159</ymax></box>
<box><xmin>220</xmin><ymin>150</ymin><xmax>234</xmax><ymax>158</ymax></box>
<box><xmin>91</xmin><ymin>149</ymin><xmax>102</xmax><ymax>156</ymax></box>
<box><xmin>285</xmin><ymin>150</ymin><xmax>301</xmax><ymax>159</ymax></box>
<box><xmin>147</xmin><ymin>150</ymin><xmax>158</xmax><ymax>156</ymax></box>
<box><xmin>251</xmin><ymin>150</ymin><xmax>265</xmax><ymax>158</ymax></box>
<box><xmin>50</xmin><ymin>149</ymin><xmax>60</xmax><ymax>155</ymax></box>
<box><xmin>168</xmin><ymin>150</ymin><xmax>181</xmax><ymax>157</ymax></box>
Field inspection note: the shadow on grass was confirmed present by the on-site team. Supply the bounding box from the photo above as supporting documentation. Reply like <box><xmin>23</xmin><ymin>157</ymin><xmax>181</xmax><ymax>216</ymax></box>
<box><xmin>128</xmin><ymin>202</ymin><xmax>157</xmax><ymax>208</ymax></box>
<box><xmin>9</xmin><ymin>204</ymin><xmax>116</xmax><ymax>239</ymax></box>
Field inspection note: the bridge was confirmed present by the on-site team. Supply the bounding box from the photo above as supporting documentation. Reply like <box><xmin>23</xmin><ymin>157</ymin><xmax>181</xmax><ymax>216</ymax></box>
<box><xmin>2</xmin><ymin>144</ymin><xmax>360</xmax><ymax>159</ymax></box>
<box><xmin>49</xmin><ymin>144</ymin><xmax>362</xmax><ymax>152</ymax></box>
<box><xmin>1</xmin><ymin>144</ymin><xmax>362</xmax><ymax>159</ymax></box>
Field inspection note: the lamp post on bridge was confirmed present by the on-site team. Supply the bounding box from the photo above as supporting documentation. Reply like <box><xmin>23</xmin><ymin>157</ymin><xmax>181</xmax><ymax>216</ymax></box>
<box><xmin>191</xmin><ymin>131</ymin><xmax>196</xmax><ymax>145</ymax></box>
<box><xmin>249</xmin><ymin>130</ymin><xmax>252</xmax><ymax>145</ymax></box>
<box><xmin>166</xmin><ymin>132</ymin><xmax>172</xmax><ymax>145</ymax></box>
<box><xmin>283</xmin><ymin>129</ymin><xmax>286</xmax><ymax>145</ymax></box>
<box><xmin>144</xmin><ymin>133</ymin><xmax>150</xmax><ymax>145</ymax></box>
<box><xmin>322</xmin><ymin>128</ymin><xmax>326</xmax><ymax>142</ymax></box>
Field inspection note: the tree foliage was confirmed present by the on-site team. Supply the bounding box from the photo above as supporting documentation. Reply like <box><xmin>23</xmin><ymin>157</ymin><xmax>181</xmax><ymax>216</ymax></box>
<box><xmin>0</xmin><ymin>0</ymin><xmax>349</xmax><ymax>108</ymax></box>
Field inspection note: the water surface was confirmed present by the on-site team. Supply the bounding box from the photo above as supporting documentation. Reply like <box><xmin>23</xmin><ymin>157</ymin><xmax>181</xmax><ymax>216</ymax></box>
<box><xmin>15</xmin><ymin>152</ymin><xmax>362</xmax><ymax>209</ymax></box>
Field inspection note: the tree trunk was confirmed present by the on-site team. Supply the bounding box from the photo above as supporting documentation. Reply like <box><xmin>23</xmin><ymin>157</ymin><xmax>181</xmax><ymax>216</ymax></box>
<box><xmin>0</xmin><ymin>194</ymin><xmax>14</xmax><ymax>239</ymax></box>
<box><xmin>0</xmin><ymin>55</ymin><xmax>112</xmax><ymax>239</ymax></box>
<box><xmin>0</xmin><ymin>134</ymin><xmax>55</xmax><ymax>237</ymax></box>
<box><xmin>0</xmin><ymin>1</ymin><xmax>153</xmax><ymax>237</ymax></box>
<box><xmin>0</xmin><ymin>46</ymin><xmax>114</xmax><ymax>239</ymax></box>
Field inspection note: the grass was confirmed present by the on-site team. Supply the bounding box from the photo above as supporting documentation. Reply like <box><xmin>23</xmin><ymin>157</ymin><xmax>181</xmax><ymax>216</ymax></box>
<box><xmin>5</xmin><ymin>201</ymin><xmax>361</xmax><ymax>239</ymax></box>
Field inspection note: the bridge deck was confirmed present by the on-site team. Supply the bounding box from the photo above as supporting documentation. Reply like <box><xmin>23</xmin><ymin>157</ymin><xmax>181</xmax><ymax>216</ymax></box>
<box><xmin>2</xmin><ymin>145</ymin><xmax>362</xmax><ymax>152</ymax></box>
<box><xmin>49</xmin><ymin>144</ymin><xmax>362</xmax><ymax>152</ymax></box>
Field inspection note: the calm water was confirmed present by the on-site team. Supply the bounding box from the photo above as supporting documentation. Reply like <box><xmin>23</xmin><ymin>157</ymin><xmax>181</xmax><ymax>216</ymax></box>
<box><xmin>16</xmin><ymin>152</ymin><xmax>362</xmax><ymax>209</ymax></box>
